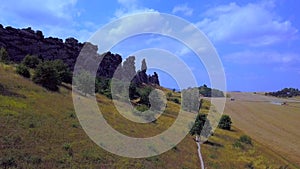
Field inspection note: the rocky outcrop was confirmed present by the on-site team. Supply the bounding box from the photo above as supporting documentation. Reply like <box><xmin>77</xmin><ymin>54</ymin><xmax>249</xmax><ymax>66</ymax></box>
<box><xmin>0</xmin><ymin>25</ymin><xmax>83</xmax><ymax>70</ymax></box>
<box><xmin>0</xmin><ymin>24</ymin><xmax>159</xmax><ymax>85</ymax></box>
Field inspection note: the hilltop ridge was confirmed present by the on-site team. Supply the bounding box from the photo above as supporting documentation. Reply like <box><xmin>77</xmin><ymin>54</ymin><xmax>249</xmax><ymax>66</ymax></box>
<box><xmin>0</xmin><ymin>24</ymin><xmax>159</xmax><ymax>85</ymax></box>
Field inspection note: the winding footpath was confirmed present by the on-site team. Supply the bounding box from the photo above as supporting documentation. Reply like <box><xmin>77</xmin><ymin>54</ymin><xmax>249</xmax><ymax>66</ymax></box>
<box><xmin>196</xmin><ymin>136</ymin><xmax>205</xmax><ymax>169</ymax></box>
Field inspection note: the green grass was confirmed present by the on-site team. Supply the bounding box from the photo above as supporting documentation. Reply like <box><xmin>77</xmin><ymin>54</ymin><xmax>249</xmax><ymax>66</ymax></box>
<box><xmin>0</xmin><ymin>63</ymin><xmax>296</xmax><ymax>168</ymax></box>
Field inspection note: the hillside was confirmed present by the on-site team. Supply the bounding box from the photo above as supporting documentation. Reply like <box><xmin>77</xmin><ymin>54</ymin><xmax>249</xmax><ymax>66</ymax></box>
<box><xmin>0</xmin><ymin>63</ymin><xmax>295</xmax><ymax>168</ymax></box>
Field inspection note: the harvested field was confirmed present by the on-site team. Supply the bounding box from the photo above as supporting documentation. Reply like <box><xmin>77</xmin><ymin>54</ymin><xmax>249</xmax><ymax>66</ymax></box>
<box><xmin>224</xmin><ymin>92</ymin><xmax>300</xmax><ymax>168</ymax></box>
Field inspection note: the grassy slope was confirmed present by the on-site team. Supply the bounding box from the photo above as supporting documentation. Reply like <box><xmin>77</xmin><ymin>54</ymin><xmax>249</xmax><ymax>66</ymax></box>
<box><xmin>0</xmin><ymin>63</ymin><xmax>294</xmax><ymax>169</ymax></box>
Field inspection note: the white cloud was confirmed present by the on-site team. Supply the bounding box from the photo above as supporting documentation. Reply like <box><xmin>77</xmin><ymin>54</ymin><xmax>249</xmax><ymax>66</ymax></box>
<box><xmin>197</xmin><ymin>1</ymin><xmax>298</xmax><ymax>46</ymax></box>
<box><xmin>0</xmin><ymin>0</ymin><xmax>99</xmax><ymax>42</ymax></box>
<box><xmin>117</xmin><ymin>0</ymin><xmax>137</xmax><ymax>7</ymax></box>
<box><xmin>225</xmin><ymin>50</ymin><xmax>300</xmax><ymax>64</ymax></box>
<box><xmin>0</xmin><ymin>0</ymin><xmax>77</xmax><ymax>26</ymax></box>
<box><xmin>176</xmin><ymin>47</ymin><xmax>191</xmax><ymax>56</ymax></box>
<box><xmin>172</xmin><ymin>4</ymin><xmax>193</xmax><ymax>16</ymax></box>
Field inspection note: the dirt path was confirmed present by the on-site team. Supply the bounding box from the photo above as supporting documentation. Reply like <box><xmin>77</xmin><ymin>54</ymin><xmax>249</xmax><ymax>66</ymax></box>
<box><xmin>196</xmin><ymin>136</ymin><xmax>204</xmax><ymax>169</ymax></box>
<box><xmin>225</xmin><ymin>92</ymin><xmax>300</xmax><ymax>167</ymax></box>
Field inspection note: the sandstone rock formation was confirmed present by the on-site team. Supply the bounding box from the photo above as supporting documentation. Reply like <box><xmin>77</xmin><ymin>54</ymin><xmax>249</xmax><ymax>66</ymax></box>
<box><xmin>0</xmin><ymin>24</ymin><xmax>159</xmax><ymax>85</ymax></box>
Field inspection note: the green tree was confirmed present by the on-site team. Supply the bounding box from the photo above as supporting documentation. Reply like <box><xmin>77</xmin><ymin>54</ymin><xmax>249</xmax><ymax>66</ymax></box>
<box><xmin>218</xmin><ymin>115</ymin><xmax>232</xmax><ymax>130</ymax></box>
<box><xmin>0</xmin><ymin>47</ymin><xmax>10</xmax><ymax>64</ymax></box>
<box><xmin>22</xmin><ymin>55</ymin><xmax>41</xmax><ymax>68</ymax></box>
<box><xmin>50</xmin><ymin>59</ymin><xmax>72</xmax><ymax>84</ymax></box>
<box><xmin>33</xmin><ymin>61</ymin><xmax>60</xmax><ymax>91</ymax></box>
<box><xmin>129</xmin><ymin>83</ymin><xmax>138</xmax><ymax>100</ymax></box>
<box><xmin>138</xmin><ymin>86</ymin><xmax>153</xmax><ymax>106</ymax></box>
<box><xmin>74</xmin><ymin>70</ymin><xmax>94</xmax><ymax>96</ymax></box>
<box><xmin>189</xmin><ymin>114</ymin><xmax>212</xmax><ymax>137</ymax></box>
<box><xmin>16</xmin><ymin>64</ymin><xmax>30</xmax><ymax>78</ymax></box>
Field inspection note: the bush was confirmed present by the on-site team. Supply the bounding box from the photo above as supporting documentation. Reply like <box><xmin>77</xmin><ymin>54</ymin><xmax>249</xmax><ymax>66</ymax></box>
<box><xmin>135</xmin><ymin>105</ymin><xmax>149</xmax><ymax>112</ymax></box>
<box><xmin>0</xmin><ymin>156</ymin><xmax>17</xmax><ymax>168</ymax></box>
<box><xmin>138</xmin><ymin>86</ymin><xmax>153</xmax><ymax>106</ymax></box>
<box><xmin>50</xmin><ymin>59</ymin><xmax>72</xmax><ymax>84</ymax></box>
<box><xmin>22</xmin><ymin>55</ymin><xmax>41</xmax><ymax>68</ymax></box>
<box><xmin>0</xmin><ymin>47</ymin><xmax>10</xmax><ymax>64</ymax></box>
<box><xmin>33</xmin><ymin>61</ymin><xmax>60</xmax><ymax>91</ymax></box>
<box><xmin>218</xmin><ymin>115</ymin><xmax>232</xmax><ymax>130</ymax></box>
<box><xmin>245</xmin><ymin>162</ymin><xmax>254</xmax><ymax>169</ymax></box>
<box><xmin>232</xmin><ymin>140</ymin><xmax>244</xmax><ymax>149</ymax></box>
<box><xmin>239</xmin><ymin>135</ymin><xmax>252</xmax><ymax>145</ymax></box>
<box><xmin>189</xmin><ymin>113</ymin><xmax>212</xmax><ymax>137</ymax></box>
<box><xmin>16</xmin><ymin>64</ymin><xmax>30</xmax><ymax>78</ymax></box>
<box><xmin>74</xmin><ymin>70</ymin><xmax>94</xmax><ymax>96</ymax></box>
<box><xmin>171</xmin><ymin>98</ymin><xmax>180</xmax><ymax>104</ymax></box>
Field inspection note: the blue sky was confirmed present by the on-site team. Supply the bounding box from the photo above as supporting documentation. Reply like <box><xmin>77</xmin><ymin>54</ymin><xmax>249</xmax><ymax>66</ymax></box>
<box><xmin>0</xmin><ymin>0</ymin><xmax>299</xmax><ymax>91</ymax></box>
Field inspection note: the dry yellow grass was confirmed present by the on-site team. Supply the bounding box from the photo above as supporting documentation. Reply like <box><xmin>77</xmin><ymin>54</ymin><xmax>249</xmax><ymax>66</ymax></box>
<box><xmin>225</xmin><ymin>92</ymin><xmax>300</xmax><ymax>168</ymax></box>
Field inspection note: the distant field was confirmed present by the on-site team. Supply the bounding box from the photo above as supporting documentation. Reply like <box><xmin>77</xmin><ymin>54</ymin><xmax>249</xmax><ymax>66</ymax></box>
<box><xmin>225</xmin><ymin>92</ymin><xmax>300</xmax><ymax>167</ymax></box>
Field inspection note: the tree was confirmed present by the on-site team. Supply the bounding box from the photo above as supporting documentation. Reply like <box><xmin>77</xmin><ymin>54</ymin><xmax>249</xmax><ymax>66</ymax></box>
<box><xmin>0</xmin><ymin>47</ymin><xmax>10</xmax><ymax>64</ymax></box>
<box><xmin>16</xmin><ymin>64</ymin><xmax>30</xmax><ymax>78</ymax></box>
<box><xmin>33</xmin><ymin>61</ymin><xmax>60</xmax><ymax>91</ymax></box>
<box><xmin>22</xmin><ymin>55</ymin><xmax>40</xmax><ymax>68</ymax></box>
<box><xmin>129</xmin><ymin>83</ymin><xmax>138</xmax><ymax>100</ymax></box>
<box><xmin>50</xmin><ymin>59</ymin><xmax>72</xmax><ymax>84</ymax></box>
<box><xmin>138</xmin><ymin>86</ymin><xmax>153</xmax><ymax>106</ymax></box>
<box><xmin>218</xmin><ymin>115</ymin><xmax>232</xmax><ymax>130</ymax></box>
<box><xmin>190</xmin><ymin>114</ymin><xmax>206</xmax><ymax>136</ymax></box>
<box><xmin>74</xmin><ymin>70</ymin><xmax>94</xmax><ymax>96</ymax></box>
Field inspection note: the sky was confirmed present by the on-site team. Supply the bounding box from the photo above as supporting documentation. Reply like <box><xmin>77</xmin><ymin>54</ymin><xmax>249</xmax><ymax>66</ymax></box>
<box><xmin>0</xmin><ymin>0</ymin><xmax>299</xmax><ymax>91</ymax></box>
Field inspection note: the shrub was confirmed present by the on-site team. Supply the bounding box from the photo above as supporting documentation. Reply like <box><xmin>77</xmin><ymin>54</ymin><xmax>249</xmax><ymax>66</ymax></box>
<box><xmin>62</xmin><ymin>143</ymin><xmax>73</xmax><ymax>157</ymax></box>
<box><xmin>50</xmin><ymin>59</ymin><xmax>72</xmax><ymax>84</ymax></box>
<box><xmin>22</xmin><ymin>55</ymin><xmax>41</xmax><ymax>68</ymax></box>
<box><xmin>138</xmin><ymin>86</ymin><xmax>153</xmax><ymax>106</ymax></box>
<box><xmin>239</xmin><ymin>135</ymin><xmax>252</xmax><ymax>145</ymax></box>
<box><xmin>16</xmin><ymin>64</ymin><xmax>30</xmax><ymax>78</ymax></box>
<box><xmin>171</xmin><ymin>98</ymin><xmax>180</xmax><ymax>104</ymax></box>
<box><xmin>245</xmin><ymin>162</ymin><xmax>254</xmax><ymax>169</ymax></box>
<box><xmin>74</xmin><ymin>70</ymin><xmax>94</xmax><ymax>96</ymax></box>
<box><xmin>189</xmin><ymin>113</ymin><xmax>212</xmax><ymax>137</ymax></box>
<box><xmin>218</xmin><ymin>115</ymin><xmax>232</xmax><ymax>130</ymax></box>
<box><xmin>135</xmin><ymin>105</ymin><xmax>149</xmax><ymax>112</ymax></box>
<box><xmin>33</xmin><ymin>61</ymin><xmax>60</xmax><ymax>91</ymax></box>
<box><xmin>24</xmin><ymin>154</ymin><xmax>42</xmax><ymax>164</ymax></box>
<box><xmin>0</xmin><ymin>156</ymin><xmax>17</xmax><ymax>168</ymax></box>
<box><xmin>63</xmin><ymin>143</ymin><xmax>72</xmax><ymax>151</ymax></box>
<box><xmin>232</xmin><ymin>140</ymin><xmax>243</xmax><ymax>149</ymax></box>
<box><xmin>0</xmin><ymin>47</ymin><xmax>10</xmax><ymax>64</ymax></box>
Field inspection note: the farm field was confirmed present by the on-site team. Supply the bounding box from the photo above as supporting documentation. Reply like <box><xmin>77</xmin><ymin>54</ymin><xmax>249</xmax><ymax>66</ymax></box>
<box><xmin>225</xmin><ymin>92</ymin><xmax>300</xmax><ymax>168</ymax></box>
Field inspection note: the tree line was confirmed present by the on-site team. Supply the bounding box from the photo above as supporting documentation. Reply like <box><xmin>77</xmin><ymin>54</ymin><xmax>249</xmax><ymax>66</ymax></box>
<box><xmin>265</xmin><ymin>88</ymin><xmax>300</xmax><ymax>97</ymax></box>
